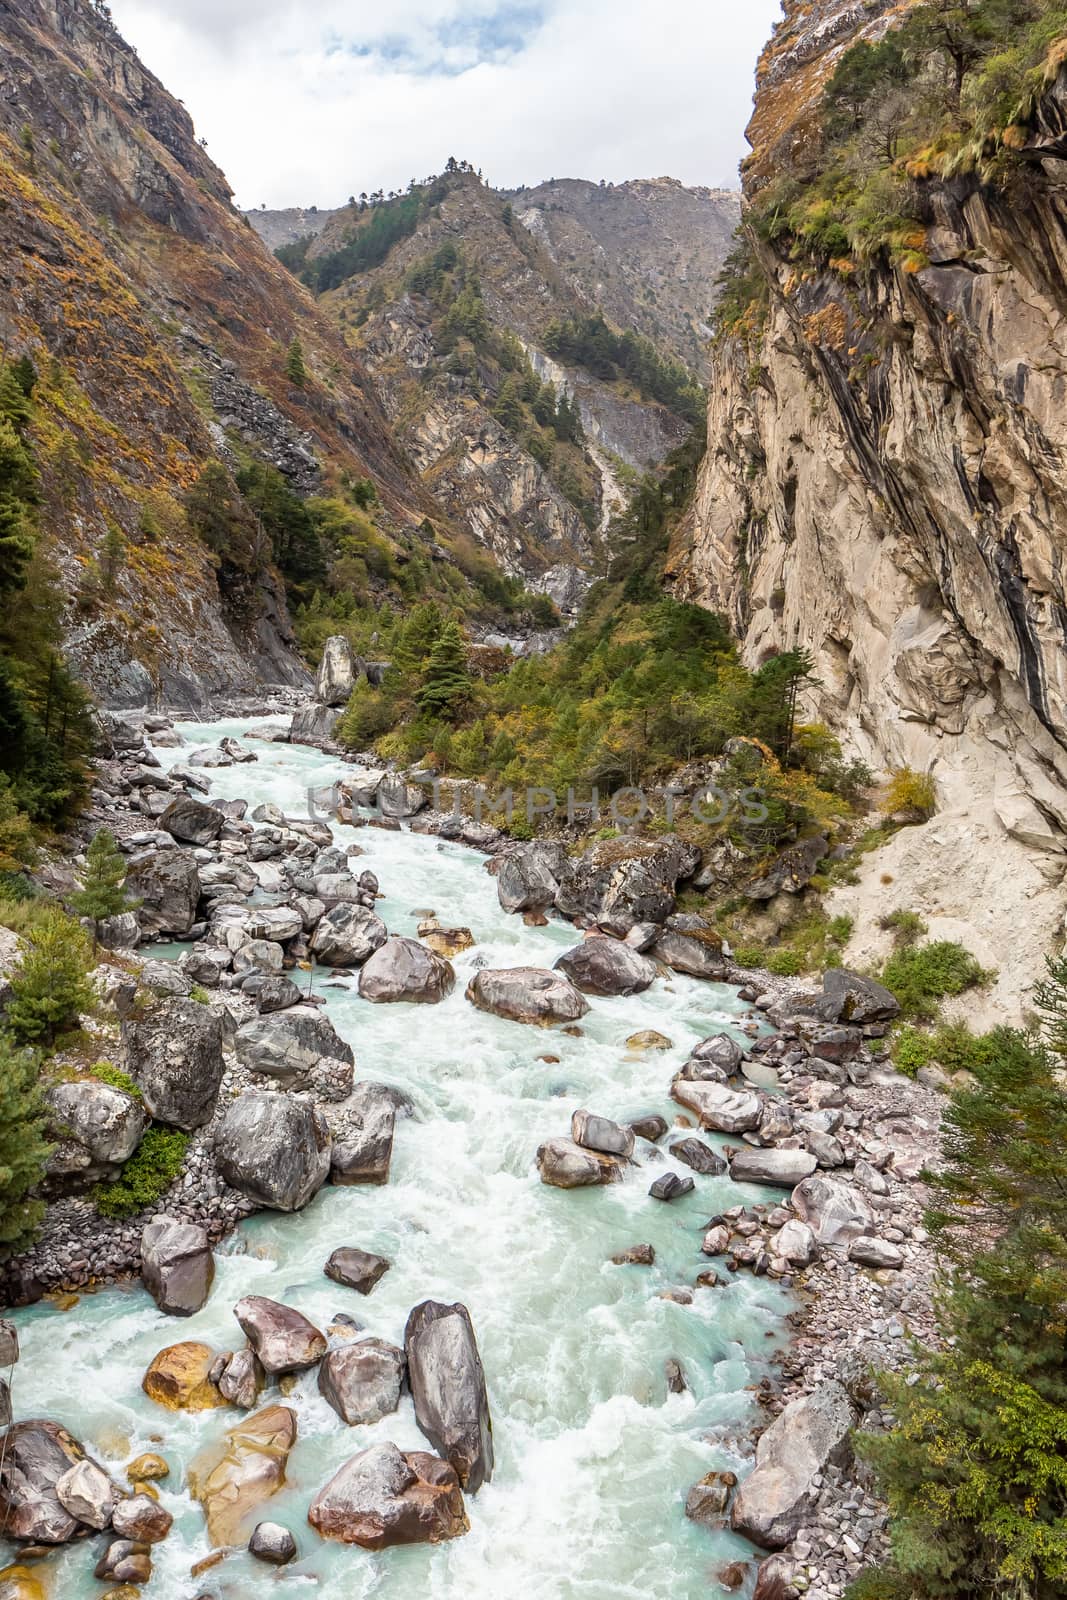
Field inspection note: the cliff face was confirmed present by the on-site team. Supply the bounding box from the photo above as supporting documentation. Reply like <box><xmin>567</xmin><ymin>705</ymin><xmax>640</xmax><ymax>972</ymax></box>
<box><xmin>672</xmin><ymin>0</ymin><xmax>1067</xmax><ymax>1018</ymax></box>
<box><xmin>0</xmin><ymin>0</ymin><xmax>434</xmax><ymax>708</ymax></box>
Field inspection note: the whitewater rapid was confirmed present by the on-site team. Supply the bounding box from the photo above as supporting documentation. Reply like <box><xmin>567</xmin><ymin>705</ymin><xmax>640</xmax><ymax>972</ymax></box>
<box><xmin>3</xmin><ymin>718</ymin><xmax>787</xmax><ymax>1599</ymax></box>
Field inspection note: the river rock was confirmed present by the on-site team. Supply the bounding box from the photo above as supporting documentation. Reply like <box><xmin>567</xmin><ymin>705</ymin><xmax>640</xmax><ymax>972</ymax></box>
<box><xmin>377</xmin><ymin>776</ymin><xmax>427</xmax><ymax>818</ymax></box>
<box><xmin>669</xmin><ymin>1137</ymin><xmax>727</xmax><ymax>1175</ymax></box>
<box><xmin>125</xmin><ymin>849</ymin><xmax>201</xmax><ymax>938</ymax></box>
<box><xmin>612</xmin><ymin>1244</ymin><xmax>655</xmax><ymax>1266</ymax></box>
<box><xmin>685</xmin><ymin>1469</ymin><xmax>737</xmax><ymax>1525</ymax></box>
<box><xmin>571</xmin><ymin>1109</ymin><xmax>635</xmax><ymax>1159</ymax></box>
<box><xmin>98</xmin><ymin>910</ymin><xmax>141</xmax><ymax>951</ymax></box>
<box><xmin>358</xmin><ymin>937</ymin><xmax>455</xmax><ymax>1004</ymax></box>
<box><xmin>0</xmin><ymin>1564</ymin><xmax>47</xmax><ymax>1599</ymax></box>
<box><xmin>630</xmin><ymin>1114</ymin><xmax>669</xmax><ymax>1142</ymax></box>
<box><xmin>249</xmin><ymin>1521</ymin><xmax>297</xmax><ymax>1565</ymax></box>
<box><xmin>770</xmin><ymin>1220</ymin><xmax>818</xmax><ymax>1267</ymax></box>
<box><xmin>650</xmin><ymin>925</ymin><xmax>726</xmax><ymax>979</ymax></box>
<box><xmin>218</xmin><ymin>1347</ymin><xmax>266</xmax><ymax>1410</ymax></box>
<box><xmin>233</xmin><ymin>1005</ymin><xmax>354</xmax><ymax>1083</ymax></box>
<box><xmin>689</xmin><ymin>1032</ymin><xmax>744</xmax><ymax>1074</ymax></box>
<box><xmin>159</xmin><ymin>796</ymin><xmax>225</xmax><ymax>847</ymax></box>
<box><xmin>0</xmin><ymin>1321</ymin><xmax>18</xmax><ymax>1366</ymax></box>
<box><xmin>0</xmin><ymin>1421</ymin><xmax>94</xmax><ymax>1542</ymax></box>
<box><xmin>93</xmin><ymin>1540</ymin><xmax>151</xmax><ymax>1585</ymax></box>
<box><xmin>731</xmin><ymin>1380</ymin><xmax>856</xmax><ymax>1548</ymax></box>
<box><xmin>536</xmin><ymin>1138</ymin><xmax>621</xmax><ymax>1188</ymax></box>
<box><xmin>649</xmin><ymin>1172</ymin><xmax>694</xmax><ymax>1201</ymax></box>
<box><xmin>233</xmin><ymin>1297</ymin><xmax>327</xmax><ymax>1375</ymax></box>
<box><xmin>729</xmin><ymin>1148</ymin><xmax>818</xmax><ymax>1187</ymax></box>
<box><xmin>214</xmin><ymin>1092</ymin><xmax>331</xmax><ymax>1211</ymax></box>
<box><xmin>123</xmin><ymin>997</ymin><xmax>226</xmax><ymax>1130</ymax></box>
<box><xmin>307</xmin><ymin>1442</ymin><xmax>468</xmax><ymax>1549</ymax></box>
<box><xmin>110</xmin><ymin>1494</ymin><xmax>172</xmax><ymax>1543</ymax></box>
<box><xmin>821</xmin><ymin>967</ymin><xmax>900</xmax><ymax>1023</ymax></box>
<box><xmin>125</xmin><ymin>1455</ymin><xmax>168</xmax><ymax>1485</ymax></box>
<box><xmin>188</xmin><ymin>1404</ymin><xmax>297</xmax><ymax>1546</ymax></box>
<box><xmin>466</xmin><ymin>967</ymin><xmax>589</xmax><ymax>1026</ymax></box>
<box><xmin>55</xmin><ymin>1458</ymin><xmax>116</xmax><ymax>1530</ymax></box>
<box><xmin>404</xmin><ymin>1301</ymin><xmax>494</xmax><ymax>1493</ymax></box>
<box><xmin>672</xmin><ymin>1079</ymin><xmax>762</xmax><ymax>1133</ymax></box>
<box><xmin>318</xmin><ymin>1339</ymin><xmax>406</xmax><ymax>1426</ymax></box>
<box><xmin>310</xmin><ymin>904</ymin><xmax>387</xmax><ymax>966</ymax></box>
<box><xmin>317</xmin><ymin>637</ymin><xmax>359</xmax><ymax>705</ymax></box>
<box><xmin>791</xmin><ymin>1175</ymin><xmax>875</xmax><ymax>1245</ymax></box>
<box><xmin>256</xmin><ymin>975</ymin><xmax>304</xmax><ymax>1013</ymax></box>
<box><xmin>849</xmin><ymin>1235</ymin><xmax>905</xmax><ymax>1269</ymax></box>
<box><xmin>141</xmin><ymin>1218</ymin><xmax>215</xmax><ymax>1316</ymax></box>
<box><xmin>324</xmin><ymin>1248</ymin><xmax>391</xmax><ymax>1294</ymax></box>
<box><xmin>330</xmin><ymin>1084</ymin><xmax>396</xmax><ymax>1186</ymax></box>
<box><xmin>554</xmin><ymin>935</ymin><xmax>657</xmax><ymax>996</ymax></box>
<box><xmin>142</xmin><ymin>1343</ymin><xmax>228</xmax><ymax>1412</ymax></box>
<box><xmin>290</xmin><ymin>704</ymin><xmax>340</xmax><ymax>748</ymax></box>
<box><xmin>232</xmin><ymin>939</ymin><xmax>285</xmax><ymax>978</ymax></box>
<box><xmin>495</xmin><ymin>843</ymin><xmax>568</xmax><ymax>913</ymax></box>
<box><xmin>47</xmin><ymin>1079</ymin><xmax>147</xmax><ymax>1171</ymax></box>
<box><xmin>554</xmin><ymin>836</ymin><xmax>699</xmax><ymax>931</ymax></box>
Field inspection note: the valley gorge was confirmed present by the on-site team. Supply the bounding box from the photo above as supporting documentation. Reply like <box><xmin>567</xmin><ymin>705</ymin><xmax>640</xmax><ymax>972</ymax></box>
<box><xmin>1</xmin><ymin>2</ymin><xmax>1067</xmax><ymax>1599</ymax></box>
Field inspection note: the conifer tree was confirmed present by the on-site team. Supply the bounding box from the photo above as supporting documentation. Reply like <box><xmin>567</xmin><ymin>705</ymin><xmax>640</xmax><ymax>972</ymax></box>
<box><xmin>285</xmin><ymin>336</ymin><xmax>307</xmax><ymax>388</ymax></box>
<box><xmin>6</xmin><ymin>906</ymin><xmax>93</xmax><ymax>1047</ymax></box>
<box><xmin>416</xmin><ymin>619</ymin><xmax>472</xmax><ymax>720</ymax></box>
<box><xmin>99</xmin><ymin>523</ymin><xmax>125</xmax><ymax>594</ymax></box>
<box><xmin>71</xmin><ymin>829</ymin><xmax>135</xmax><ymax>947</ymax></box>
<box><xmin>0</xmin><ymin>1032</ymin><xmax>51</xmax><ymax>1254</ymax></box>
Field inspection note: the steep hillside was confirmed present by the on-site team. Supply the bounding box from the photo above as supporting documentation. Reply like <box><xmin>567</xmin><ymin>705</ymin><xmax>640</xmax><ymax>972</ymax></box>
<box><xmin>0</xmin><ymin>0</ymin><xmax>465</xmax><ymax>710</ymax></box>
<box><xmin>263</xmin><ymin>169</ymin><xmax>702</xmax><ymax>608</ymax></box>
<box><xmin>671</xmin><ymin>0</ymin><xmax>1067</xmax><ymax>1017</ymax></box>
<box><xmin>510</xmin><ymin>176</ymin><xmax>739</xmax><ymax>374</ymax></box>
<box><xmin>247</xmin><ymin>204</ymin><xmax>336</xmax><ymax>254</ymax></box>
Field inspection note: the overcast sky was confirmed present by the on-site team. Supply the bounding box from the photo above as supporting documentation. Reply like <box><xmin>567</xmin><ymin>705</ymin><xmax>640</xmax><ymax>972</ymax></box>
<box><xmin>106</xmin><ymin>0</ymin><xmax>780</xmax><ymax>209</ymax></box>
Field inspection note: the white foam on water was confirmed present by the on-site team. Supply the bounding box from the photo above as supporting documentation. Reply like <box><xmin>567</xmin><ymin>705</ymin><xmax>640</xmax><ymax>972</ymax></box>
<box><xmin>2</xmin><ymin>718</ymin><xmax>786</xmax><ymax>1597</ymax></box>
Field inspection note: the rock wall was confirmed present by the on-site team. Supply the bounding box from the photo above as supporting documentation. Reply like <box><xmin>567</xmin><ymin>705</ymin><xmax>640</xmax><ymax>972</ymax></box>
<box><xmin>672</xmin><ymin>7</ymin><xmax>1067</xmax><ymax>1018</ymax></box>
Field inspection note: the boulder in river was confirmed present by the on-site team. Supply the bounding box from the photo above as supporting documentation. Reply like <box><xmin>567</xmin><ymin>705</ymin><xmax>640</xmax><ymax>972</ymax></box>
<box><xmin>233</xmin><ymin>1005</ymin><xmax>354</xmax><ymax>1084</ymax></box>
<box><xmin>217</xmin><ymin>1347</ymin><xmax>266</xmax><ymax>1410</ymax></box>
<box><xmin>729</xmin><ymin>1148</ymin><xmax>819</xmax><ymax>1187</ymax></box>
<box><xmin>650</xmin><ymin>923</ymin><xmax>726</xmax><ymax>980</ymax></box>
<box><xmin>649</xmin><ymin>1172</ymin><xmax>694</xmax><ymax>1201</ymax></box>
<box><xmin>307</xmin><ymin>1442</ymin><xmax>468</xmax><ymax>1549</ymax></box>
<box><xmin>571</xmin><ymin>1109</ymin><xmax>635</xmax><ymax>1160</ymax></box>
<box><xmin>671</xmin><ymin>1078</ymin><xmax>762</xmax><ymax>1133</ymax></box>
<box><xmin>290</xmin><ymin>703</ymin><xmax>340</xmax><ymax>748</ymax></box>
<box><xmin>54</xmin><ymin>1458</ymin><xmax>116</xmax><ymax>1530</ymax></box>
<box><xmin>0</xmin><ymin>1421</ymin><xmax>96</xmax><ymax>1542</ymax></box>
<box><xmin>159</xmin><ymin>795</ymin><xmax>225</xmax><ymax>847</ymax></box>
<box><xmin>688</xmin><ymin>1032</ymin><xmax>744</xmax><ymax>1075</ymax></box>
<box><xmin>330</xmin><ymin>1084</ymin><xmax>396</xmax><ymax>1186</ymax></box>
<box><xmin>93</xmin><ymin>1538</ymin><xmax>151</xmax><ymax>1584</ymax></box>
<box><xmin>536</xmin><ymin>1138</ymin><xmax>621</xmax><ymax>1188</ymax></box>
<box><xmin>125</xmin><ymin>848</ymin><xmax>201</xmax><ymax>938</ymax></box>
<box><xmin>554</xmin><ymin>935</ymin><xmax>657</xmax><ymax>997</ymax></box>
<box><xmin>495</xmin><ymin>843</ymin><xmax>568</xmax><ymax>914</ymax></box>
<box><xmin>849</xmin><ymin>1235</ymin><xmax>904</xmax><ymax>1269</ymax></box>
<box><xmin>554</xmin><ymin>835</ymin><xmax>699</xmax><ymax>932</ymax></box>
<box><xmin>629</xmin><ymin>1114</ymin><xmax>668</xmax><ymax>1143</ymax></box>
<box><xmin>404</xmin><ymin>1300</ymin><xmax>494</xmax><ymax>1493</ymax></box>
<box><xmin>324</xmin><ymin>1248</ymin><xmax>391</xmax><ymax>1294</ymax></box>
<box><xmin>318</xmin><ymin>1339</ymin><xmax>406</xmax><ymax>1426</ymax></box>
<box><xmin>110</xmin><ymin>1493</ymin><xmax>173</xmax><ymax>1543</ymax></box>
<box><xmin>188</xmin><ymin>1404</ymin><xmax>297</xmax><ymax>1546</ymax></box>
<box><xmin>249</xmin><ymin>1520</ymin><xmax>298</xmax><ymax>1565</ymax></box>
<box><xmin>669</xmin><ymin>1137</ymin><xmax>727</xmax><ymax>1176</ymax></box>
<box><xmin>310</xmin><ymin>904</ymin><xmax>387</xmax><ymax>967</ymax></box>
<box><xmin>142</xmin><ymin>1342</ymin><xmax>228</xmax><ymax>1412</ymax></box>
<box><xmin>122</xmin><ymin>997</ymin><xmax>226</xmax><ymax>1131</ymax></box>
<box><xmin>466</xmin><ymin>967</ymin><xmax>589</xmax><ymax>1027</ymax></box>
<box><xmin>358</xmin><ymin>937</ymin><xmax>455</xmax><ymax>1004</ymax></box>
<box><xmin>214</xmin><ymin>1092</ymin><xmax>331</xmax><ymax>1211</ymax></box>
<box><xmin>141</xmin><ymin>1218</ymin><xmax>215</xmax><ymax>1317</ymax></box>
<box><xmin>377</xmin><ymin>776</ymin><xmax>427</xmax><ymax>818</ymax></box>
<box><xmin>731</xmin><ymin>1380</ymin><xmax>855</xmax><ymax>1548</ymax></box>
<box><xmin>233</xmin><ymin>1296</ymin><xmax>327</xmax><ymax>1375</ymax></box>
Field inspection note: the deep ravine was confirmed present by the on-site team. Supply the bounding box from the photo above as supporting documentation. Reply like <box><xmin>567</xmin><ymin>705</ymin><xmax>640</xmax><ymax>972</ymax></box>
<box><xmin>1</xmin><ymin>719</ymin><xmax>790</xmax><ymax>1599</ymax></box>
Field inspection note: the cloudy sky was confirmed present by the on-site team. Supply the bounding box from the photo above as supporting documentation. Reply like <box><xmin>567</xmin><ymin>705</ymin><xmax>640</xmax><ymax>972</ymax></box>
<box><xmin>106</xmin><ymin>0</ymin><xmax>780</xmax><ymax>209</ymax></box>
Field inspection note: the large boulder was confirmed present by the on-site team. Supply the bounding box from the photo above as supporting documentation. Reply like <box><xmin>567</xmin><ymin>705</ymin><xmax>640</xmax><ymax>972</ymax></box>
<box><xmin>731</xmin><ymin>1381</ymin><xmax>855</xmax><ymax>1548</ymax></box>
<box><xmin>769</xmin><ymin>1220</ymin><xmax>818</xmax><ymax>1267</ymax></box>
<box><xmin>465</xmin><ymin>967</ymin><xmax>589</xmax><ymax>1027</ymax></box>
<box><xmin>554</xmin><ymin>835</ymin><xmax>700</xmax><ymax>931</ymax></box>
<box><xmin>46</xmin><ymin>1079</ymin><xmax>147</xmax><ymax>1172</ymax></box>
<box><xmin>215</xmin><ymin>1093</ymin><xmax>331</xmax><ymax>1211</ymax></box>
<box><xmin>233</xmin><ymin>1006</ymin><xmax>354</xmax><ymax>1084</ymax></box>
<box><xmin>554</xmin><ymin>936</ymin><xmax>657</xmax><ymax>997</ymax></box>
<box><xmin>141</xmin><ymin>1218</ymin><xmax>215</xmax><ymax>1316</ymax></box>
<box><xmin>142</xmin><ymin>1342</ymin><xmax>228</xmax><ymax>1412</ymax></box>
<box><xmin>233</xmin><ymin>1297</ymin><xmax>327</xmax><ymax>1375</ymax></box>
<box><xmin>54</xmin><ymin>1459</ymin><xmax>116</xmax><ymax>1530</ymax></box>
<box><xmin>310</xmin><ymin>904</ymin><xmax>387</xmax><ymax>967</ymax></box>
<box><xmin>122</xmin><ymin>997</ymin><xmax>226</xmax><ymax>1130</ymax></box>
<box><xmin>791</xmin><ymin>1176</ymin><xmax>875</xmax><ymax>1246</ymax></box>
<box><xmin>318</xmin><ymin>1339</ymin><xmax>406</xmax><ymax>1426</ymax></box>
<box><xmin>571</xmin><ymin>1109</ymin><xmax>635</xmax><ymax>1160</ymax></box>
<box><xmin>377</xmin><ymin>776</ymin><xmax>427</xmax><ymax>818</ymax></box>
<box><xmin>729</xmin><ymin>1148</ymin><xmax>819</xmax><ymax>1187</ymax></box>
<box><xmin>821</xmin><ymin>967</ymin><xmax>901</xmax><ymax>1024</ymax></box>
<box><xmin>159</xmin><ymin>795</ymin><xmax>225</xmax><ymax>847</ymax></box>
<box><xmin>358</xmin><ymin>937</ymin><xmax>455</xmax><ymax>1004</ymax></box>
<box><xmin>671</xmin><ymin>1079</ymin><xmax>762</xmax><ymax>1133</ymax></box>
<box><xmin>330</xmin><ymin>1084</ymin><xmax>396</xmax><ymax>1186</ymax></box>
<box><xmin>289</xmin><ymin>704</ymin><xmax>340</xmax><ymax>748</ymax></box>
<box><xmin>317</xmin><ymin>636</ymin><xmax>360</xmax><ymax>706</ymax></box>
<box><xmin>536</xmin><ymin>1138</ymin><xmax>621</xmax><ymax>1188</ymax></box>
<box><xmin>188</xmin><ymin>1405</ymin><xmax>297</xmax><ymax>1546</ymax></box>
<box><xmin>404</xmin><ymin>1302</ymin><xmax>493</xmax><ymax>1494</ymax></box>
<box><xmin>688</xmin><ymin>1032</ymin><xmax>744</xmax><ymax>1075</ymax></box>
<box><xmin>495</xmin><ymin>843</ymin><xmax>568</xmax><ymax>914</ymax></box>
<box><xmin>307</xmin><ymin>1442</ymin><xmax>468</xmax><ymax>1549</ymax></box>
<box><xmin>0</xmin><ymin>1422</ymin><xmax>95</xmax><ymax>1542</ymax></box>
<box><xmin>650</xmin><ymin>923</ymin><xmax>726</xmax><ymax>980</ymax></box>
<box><xmin>125</xmin><ymin>848</ymin><xmax>201</xmax><ymax>938</ymax></box>
<box><xmin>324</xmin><ymin>1248</ymin><xmax>391</xmax><ymax>1294</ymax></box>
<box><xmin>245</xmin><ymin>906</ymin><xmax>304</xmax><ymax>943</ymax></box>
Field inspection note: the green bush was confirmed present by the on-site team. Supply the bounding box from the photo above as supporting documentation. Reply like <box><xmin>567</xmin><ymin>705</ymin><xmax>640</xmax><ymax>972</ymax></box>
<box><xmin>0</xmin><ymin>1031</ymin><xmax>51</xmax><ymax>1253</ymax></box>
<box><xmin>93</xmin><ymin>1128</ymin><xmax>190</xmax><ymax>1219</ymax></box>
<box><xmin>892</xmin><ymin>1021</ymin><xmax>1003</xmax><ymax>1080</ymax></box>
<box><xmin>6</xmin><ymin>905</ymin><xmax>94</xmax><ymax>1046</ymax></box>
<box><xmin>881</xmin><ymin>940</ymin><xmax>992</xmax><ymax>1020</ymax></box>
<box><xmin>878</xmin><ymin>907</ymin><xmax>928</xmax><ymax>948</ymax></box>
<box><xmin>766</xmin><ymin>949</ymin><xmax>804</xmax><ymax>977</ymax></box>
<box><xmin>90</xmin><ymin>1062</ymin><xmax>143</xmax><ymax>1101</ymax></box>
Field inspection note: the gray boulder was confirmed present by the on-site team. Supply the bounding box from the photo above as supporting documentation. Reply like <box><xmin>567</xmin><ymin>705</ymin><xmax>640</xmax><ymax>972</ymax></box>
<box><xmin>571</xmin><ymin>1109</ymin><xmax>635</xmax><ymax>1160</ymax></box>
<box><xmin>731</xmin><ymin>1381</ymin><xmax>855</xmax><ymax>1548</ymax></box>
<box><xmin>0</xmin><ymin>1420</ymin><xmax>93</xmax><ymax>1542</ymax></box>
<box><xmin>495</xmin><ymin>843</ymin><xmax>568</xmax><ymax>914</ymax></box>
<box><xmin>123</xmin><ymin>997</ymin><xmax>226</xmax><ymax>1130</ymax></box>
<box><xmin>317</xmin><ymin>636</ymin><xmax>360</xmax><ymax>706</ymax></box>
<box><xmin>405</xmin><ymin>1300</ymin><xmax>494</xmax><ymax>1493</ymax></box>
<box><xmin>670</xmin><ymin>1137</ymin><xmax>727</xmax><ymax>1176</ymax></box>
<box><xmin>47</xmin><ymin>1079</ymin><xmax>147</xmax><ymax>1171</ymax></box>
<box><xmin>849</xmin><ymin>1235</ymin><xmax>904</xmax><ymax>1269</ymax></box>
<box><xmin>55</xmin><ymin>1458</ymin><xmax>116</xmax><ymax>1530</ymax></box>
<box><xmin>689</xmin><ymin>1032</ymin><xmax>744</xmax><ymax>1074</ymax></box>
<box><xmin>324</xmin><ymin>1248</ymin><xmax>391</xmax><ymax>1294</ymax></box>
<box><xmin>822</xmin><ymin>967</ymin><xmax>900</xmax><ymax>1024</ymax></box>
<box><xmin>318</xmin><ymin>1339</ymin><xmax>406</xmax><ymax>1425</ymax></box>
<box><xmin>554</xmin><ymin>935</ymin><xmax>657</xmax><ymax>996</ymax></box>
<box><xmin>769</xmin><ymin>1219</ymin><xmax>818</xmax><ymax>1267</ymax></box>
<box><xmin>554</xmin><ymin>835</ymin><xmax>700</xmax><ymax>931</ymax></box>
<box><xmin>232</xmin><ymin>939</ymin><xmax>285</xmax><ymax>976</ymax></box>
<box><xmin>330</xmin><ymin>1083</ymin><xmax>397</xmax><ymax>1186</ymax></box>
<box><xmin>307</xmin><ymin>1441</ymin><xmax>468</xmax><ymax>1549</ymax></box>
<box><xmin>310</xmin><ymin>904</ymin><xmax>388</xmax><ymax>966</ymax></box>
<box><xmin>729</xmin><ymin>1148</ymin><xmax>819</xmax><ymax>1187</ymax></box>
<box><xmin>234</xmin><ymin>1005</ymin><xmax>354</xmax><ymax>1084</ymax></box>
<box><xmin>233</xmin><ymin>1295</ymin><xmax>327</xmax><ymax>1374</ymax></box>
<box><xmin>98</xmin><ymin>911</ymin><xmax>141</xmax><ymax>951</ymax></box>
<box><xmin>649</xmin><ymin>1172</ymin><xmax>694</xmax><ymax>1201</ymax></box>
<box><xmin>672</xmin><ymin>1078</ymin><xmax>762</xmax><ymax>1133</ymax></box>
<box><xmin>256</xmin><ymin>975</ymin><xmax>304</xmax><ymax>1014</ymax></box>
<box><xmin>126</xmin><ymin>848</ymin><xmax>201</xmax><ymax>938</ymax></box>
<box><xmin>159</xmin><ymin>795</ymin><xmax>225</xmax><ymax>846</ymax></box>
<box><xmin>466</xmin><ymin>967</ymin><xmax>589</xmax><ymax>1027</ymax></box>
<box><xmin>791</xmin><ymin>1176</ymin><xmax>875</xmax><ymax>1246</ymax></box>
<box><xmin>215</xmin><ymin>1092</ymin><xmax>331</xmax><ymax>1211</ymax></box>
<box><xmin>141</xmin><ymin>1218</ymin><xmax>215</xmax><ymax>1316</ymax></box>
<box><xmin>377</xmin><ymin>776</ymin><xmax>427</xmax><ymax>818</ymax></box>
<box><xmin>358</xmin><ymin>937</ymin><xmax>455</xmax><ymax>1004</ymax></box>
<box><xmin>536</xmin><ymin>1138</ymin><xmax>620</xmax><ymax>1188</ymax></box>
<box><xmin>650</xmin><ymin>925</ymin><xmax>726</xmax><ymax>980</ymax></box>
<box><xmin>249</xmin><ymin>1520</ymin><xmax>297</xmax><ymax>1565</ymax></box>
<box><xmin>246</xmin><ymin>907</ymin><xmax>304</xmax><ymax>943</ymax></box>
<box><xmin>218</xmin><ymin>1347</ymin><xmax>265</xmax><ymax>1409</ymax></box>
<box><xmin>290</xmin><ymin>703</ymin><xmax>340</xmax><ymax>748</ymax></box>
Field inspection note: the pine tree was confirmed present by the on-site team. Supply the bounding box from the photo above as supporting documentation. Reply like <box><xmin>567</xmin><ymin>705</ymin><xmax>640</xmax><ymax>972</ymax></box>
<box><xmin>416</xmin><ymin>619</ymin><xmax>472</xmax><ymax>720</ymax></box>
<box><xmin>492</xmin><ymin>375</ymin><xmax>524</xmax><ymax>432</ymax></box>
<box><xmin>392</xmin><ymin>601</ymin><xmax>444</xmax><ymax>680</ymax></box>
<box><xmin>99</xmin><ymin>522</ymin><xmax>125</xmax><ymax>594</ymax></box>
<box><xmin>0</xmin><ymin>416</ymin><xmax>36</xmax><ymax>596</ymax></box>
<box><xmin>71</xmin><ymin>828</ymin><xmax>135</xmax><ymax>947</ymax></box>
<box><xmin>6</xmin><ymin>906</ymin><xmax>93</xmax><ymax>1046</ymax></box>
<box><xmin>285</xmin><ymin>336</ymin><xmax>307</xmax><ymax>388</ymax></box>
<box><xmin>0</xmin><ymin>1032</ymin><xmax>51</xmax><ymax>1254</ymax></box>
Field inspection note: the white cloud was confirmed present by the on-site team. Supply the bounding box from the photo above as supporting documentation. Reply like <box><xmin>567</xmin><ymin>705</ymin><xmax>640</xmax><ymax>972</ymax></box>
<box><xmin>107</xmin><ymin>0</ymin><xmax>781</xmax><ymax>207</ymax></box>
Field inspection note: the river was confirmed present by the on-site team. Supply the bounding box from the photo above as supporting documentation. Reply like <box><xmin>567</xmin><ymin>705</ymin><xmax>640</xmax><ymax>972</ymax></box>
<box><xmin>3</xmin><ymin>718</ymin><xmax>787</xmax><ymax>1599</ymax></box>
